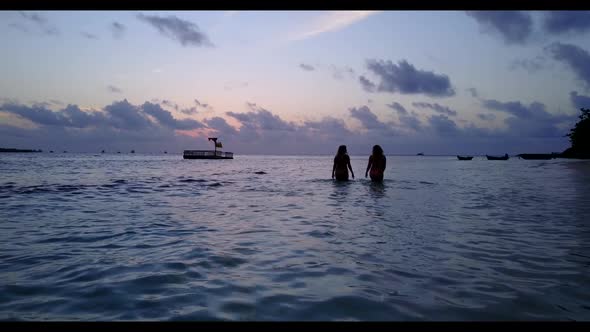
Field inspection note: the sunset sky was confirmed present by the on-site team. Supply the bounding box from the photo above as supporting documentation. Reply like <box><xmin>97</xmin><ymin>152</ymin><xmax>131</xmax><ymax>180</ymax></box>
<box><xmin>1</xmin><ymin>10</ymin><xmax>590</xmax><ymax>155</ymax></box>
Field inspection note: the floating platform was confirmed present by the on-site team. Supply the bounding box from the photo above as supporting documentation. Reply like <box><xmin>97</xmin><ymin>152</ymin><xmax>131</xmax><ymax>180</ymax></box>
<box><xmin>183</xmin><ymin>150</ymin><xmax>234</xmax><ymax>159</ymax></box>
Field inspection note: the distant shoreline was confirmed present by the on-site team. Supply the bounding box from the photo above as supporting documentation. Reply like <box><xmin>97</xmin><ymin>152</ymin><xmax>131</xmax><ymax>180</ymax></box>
<box><xmin>0</xmin><ymin>148</ymin><xmax>42</xmax><ymax>153</ymax></box>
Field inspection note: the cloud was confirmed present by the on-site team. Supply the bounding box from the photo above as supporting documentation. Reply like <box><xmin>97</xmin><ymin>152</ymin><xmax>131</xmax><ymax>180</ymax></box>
<box><xmin>478</xmin><ymin>113</ymin><xmax>496</xmax><ymax>121</ymax></box>
<box><xmin>0</xmin><ymin>97</ymin><xmax>579</xmax><ymax>155</ymax></box>
<box><xmin>227</xmin><ymin>104</ymin><xmax>296</xmax><ymax>132</ymax></box>
<box><xmin>466</xmin><ymin>87</ymin><xmax>479</xmax><ymax>98</ymax></box>
<box><xmin>412</xmin><ymin>102</ymin><xmax>458</xmax><ymax>116</ymax></box>
<box><xmin>141</xmin><ymin>102</ymin><xmax>203</xmax><ymax>130</ymax></box>
<box><xmin>107</xmin><ymin>85</ymin><xmax>123</xmax><ymax>94</ymax></box>
<box><xmin>349</xmin><ymin>106</ymin><xmax>392</xmax><ymax>131</ymax></box>
<box><xmin>570</xmin><ymin>91</ymin><xmax>590</xmax><ymax>109</ymax></box>
<box><xmin>362</xmin><ymin>59</ymin><xmax>455</xmax><ymax>97</ymax></box>
<box><xmin>428</xmin><ymin>114</ymin><xmax>459</xmax><ymax>136</ymax></box>
<box><xmin>547</xmin><ymin>42</ymin><xmax>590</xmax><ymax>89</ymax></box>
<box><xmin>299</xmin><ymin>63</ymin><xmax>315</xmax><ymax>71</ymax></box>
<box><xmin>386</xmin><ymin>102</ymin><xmax>408</xmax><ymax>115</ymax></box>
<box><xmin>103</xmin><ymin>100</ymin><xmax>153</xmax><ymax>131</ymax></box>
<box><xmin>180</xmin><ymin>107</ymin><xmax>197</xmax><ymax>115</ymax></box>
<box><xmin>509</xmin><ymin>56</ymin><xmax>547</xmax><ymax>73</ymax></box>
<box><xmin>161</xmin><ymin>99</ymin><xmax>179</xmax><ymax>111</ymax></box>
<box><xmin>359</xmin><ymin>76</ymin><xmax>376</xmax><ymax>92</ymax></box>
<box><xmin>194</xmin><ymin>99</ymin><xmax>210</xmax><ymax>109</ymax></box>
<box><xmin>204</xmin><ymin>117</ymin><xmax>238</xmax><ymax>136</ymax></box>
<box><xmin>466</xmin><ymin>11</ymin><xmax>533</xmax><ymax>44</ymax></box>
<box><xmin>543</xmin><ymin>11</ymin><xmax>590</xmax><ymax>35</ymax></box>
<box><xmin>15</xmin><ymin>11</ymin><xmax>59</xmax><ymax>35</ymax></box>
<box><xmin>331</xmin><ymin>65</ymin><xmax>355</xmax><ymax>80</ymax></box>
<box><xmin>291</xmin><ymin>11</ymin><xmax>380</xmax><ymax>41</ymax></box>
<box><xmin>81</xmin><ymin>32</ymin><xmax>99</xmax><ymax>40</ymax></box>
<box><xmin>482</xmin><ymin>98</ymin><xmax>576</xmax><ymax>137</ymax></box>
<box><xmin>137</xmin><ymin>13</ymin><xmax>213</xmax><ymax>47</ymax></box>
<box><xmin>111</xmin><ymin>21</ymin><xmax>125</xmax><ymax>39</ymax></box>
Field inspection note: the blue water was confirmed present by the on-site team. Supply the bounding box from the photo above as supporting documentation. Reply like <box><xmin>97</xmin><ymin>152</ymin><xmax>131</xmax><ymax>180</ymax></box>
<box><xmin>1</xmin><ymin>153</ymin><xmax>589</xmax><ymax>321</ymax></box>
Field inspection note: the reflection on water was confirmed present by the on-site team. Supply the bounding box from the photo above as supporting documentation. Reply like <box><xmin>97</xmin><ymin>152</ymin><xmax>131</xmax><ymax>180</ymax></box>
<box><xmin>0</xmin><ymin>154</ymin><xmax>589</xmax><ymax>320</ymax></box>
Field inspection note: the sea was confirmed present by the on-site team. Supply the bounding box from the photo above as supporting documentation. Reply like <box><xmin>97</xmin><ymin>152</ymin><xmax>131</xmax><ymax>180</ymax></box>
<box><xmin>1</xmin><ymin>153</ymin><xmax>589</xmax><ymax>321</ymax></box>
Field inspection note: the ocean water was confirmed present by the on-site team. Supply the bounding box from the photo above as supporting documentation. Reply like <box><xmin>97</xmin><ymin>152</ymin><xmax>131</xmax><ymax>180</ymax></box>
<box><xmin>1</xmin><ymin>153</ymin><xmax>589</xmax><ymax>321</ymax></box>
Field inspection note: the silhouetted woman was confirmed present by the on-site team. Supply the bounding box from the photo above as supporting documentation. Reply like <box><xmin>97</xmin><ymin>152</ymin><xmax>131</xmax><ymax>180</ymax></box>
<box><xmin>332</xmin><ymin>145</ymin><xmax>354</xmax><ymax>181</ymax></box>
<box><xmin>365</xmin><ymin>145</ymin><xmax>386</xmax><ymax>182</ymax></box>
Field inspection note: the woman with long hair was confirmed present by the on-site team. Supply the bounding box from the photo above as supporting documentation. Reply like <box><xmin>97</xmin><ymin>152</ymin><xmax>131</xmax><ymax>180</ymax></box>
<box><xmin>332</xmin><ymin>145</ymin><xmax>355</xmax><ymax>181</ymax></box>
<box><xmin>365</xmin><ymin>145</ymin><xmax>386</xmax><ymax>182</ymax></box>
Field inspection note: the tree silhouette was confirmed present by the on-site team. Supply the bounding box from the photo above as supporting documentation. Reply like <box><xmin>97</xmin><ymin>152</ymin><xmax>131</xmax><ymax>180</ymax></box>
<box><xmin>566</xmin><ymin>108</ymin><xmax>590</xmax><ymax>153</ymax></box>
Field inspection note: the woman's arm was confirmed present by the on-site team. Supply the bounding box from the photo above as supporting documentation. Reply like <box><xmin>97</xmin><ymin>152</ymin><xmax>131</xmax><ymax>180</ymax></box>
<box><xmin>332</xmin><ymin>158</ymin><xmax>336</xmax><ymax>179</ymax></box>
<box><xmin>365</xmin><ymin>156</ymin><xmax>372</xmax><ymax>177</ymax></box>
<box><xmin>383</xmin><ymin>156</ymin><xmax>386</xmax><ymax>171</ymax></box>
<box><xmin>347</xmin><ymin>156</ymin><xmax>355</xmax><ymax>179</ymax></box>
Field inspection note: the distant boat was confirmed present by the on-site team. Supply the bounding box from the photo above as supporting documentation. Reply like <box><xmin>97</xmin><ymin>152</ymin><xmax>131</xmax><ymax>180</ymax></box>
<box><xmin>117</xmin><ymin>151</ymin><xmax>121</xmax><ymax>154</ymax></box>
<box><xmin>164</xmin><ymin>151</ymin><xmax>167</xmax><ymax>154</ymax></box>
<box><xmin>517</xmin><ymin>153</ymin><xmax>553</xmax><ymax>160</ymax></box>
<box><xmin>50</xmin><ymin>150</ymin><xmax>54</xmax><ymax>153</ymax></box>
<box><xmin>184</xmin><ymin>137</ymin><xmax>234</xmax><ymax>160</ymax></box>
<box><xmin>101</xmin><ymin>150</ymin><xmax>105</xmax><ymax>154</ymax></box>
<box><xmin>417</xmin><ymin>153</ymin><xmax>424</xmax><ymax>156</ymax></box>
<box><xmin>457</xmin><ymin>155</ymin><xmax>473</xmax><ymax>160</ymax></box>
<box><xmin>63</xmin><ymin>150</ymin><xmax>67</xmax><ymax>153</ymax></box>
<box><xmin>131</xmin><ymin>150</ymin><xmax>135</xmax><ymax>154</ymax></box>
<box><xmin>486</xmin><ymin>154</ymin><xmax>509</xmax><ymax>160</ymax></box>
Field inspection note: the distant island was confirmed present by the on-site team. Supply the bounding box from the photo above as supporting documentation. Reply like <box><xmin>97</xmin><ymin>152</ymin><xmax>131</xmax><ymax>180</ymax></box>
<box><xmin>0</xmin><ymin>148</ymin><xmax>42</xmax><ymax>153</ymax></box>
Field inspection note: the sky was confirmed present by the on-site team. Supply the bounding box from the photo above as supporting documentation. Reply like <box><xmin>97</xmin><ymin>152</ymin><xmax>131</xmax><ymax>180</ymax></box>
<box><xmin>1</xmin><ymin>10</ymin><xmax>590</xmax><ymax>155</ymax></box>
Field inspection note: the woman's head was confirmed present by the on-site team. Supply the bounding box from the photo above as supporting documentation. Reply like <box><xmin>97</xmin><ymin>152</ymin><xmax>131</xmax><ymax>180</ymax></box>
<box><xmin>337</xmin><ymin>145</ymin><xmax>347</xmax><ymax>155</ymax></box>
<box><xmin>372</xmin><ymin>145</ymin><xmax>383</xmax><ymax>156</ymax></box>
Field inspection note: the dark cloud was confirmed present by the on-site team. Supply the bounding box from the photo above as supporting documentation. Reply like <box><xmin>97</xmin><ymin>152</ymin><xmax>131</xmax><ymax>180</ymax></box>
<box><xmin>478</xmin><ymin>113</ymin><xmax>496</xmax><ymax>121</ymax></box>
<box><xmin>398</xmin><ymin>112</ymin><xmax>423</xmax><ymax>132</ymax></box>
<box><xmin>482</xmin><ymin>99</ymin><xmax>546</xmax><ymax>119</ymax></box>
<box><xmin>303</xmin><ymin>117</ymin><xmax>352</xmax><ymax>139</ymax></box>
<box><xmin>1</xmin><ymin>102</ymin><xmax>72</xmax><ymax>126</ymax></box>
<box><xmin>227</xmin><ymin>106</ymin><xmax>296</xmax><ymax>132</ymax></box>
<box><xmin>103</xmin><ymin>100</ymin><xmax>153</xmax><ymax>131</ymax></box>
<box><xmin>111</xmin><ymin>21</ymin><xmax>125</xmax><ymax>39</ymax></box>
<box><xmin>350</xmin><ymin>106</ymin><xmax>387</xmax><ymax>130</ymax></box>
<box><xmin>412</xmin><ymin>102</ymin><xmax>458</xmax><ymax>116</ymax></box>
<box><xmin>386</xmin><ymin>102</ymin><xmax>408</xmax><ymax>115</ymax></box>
<box><xmin>363</xmin><ymin>59</ymin><xmax>455</xmax><ymax>97</ymax></box>
<box><xmin>359</xmin><ymin>75</ymin><xmax>376</xmax><ymax>92</ymax></box>
<box><xmin>543</xmin><ymin>11</ymin><xmax>590</xmax><ymax>35</ymax></box>
<box><xmin>194</xmin><ymin>99</ymin><xmax>211</xmax><ymax>109</ymax></box>
<box><xmin>81</xmin><ymin>32</ymin><xmax>99</xmax><ymax>40</ymax></box>
<box><xmin>299</xmin><ymin>63</ymin><xmax>315</xmax><ymax>71</ymax></box>
<box><xmin>107</xmin><ymin>85</ymin><xmax>123</xmax><ymax>94</ymax></box>
<box><xmin>547</xmin><ymin>42</ymin><xmax>590</xmax><ymax>89</ymax></box>
<box><xmin>161</xmin><ymin>100</ymin><xmax>179</xmax><ymax>111</ymax></box>
<box><xmin>180</xmin><ymin>107</ymin><xmax>198</xmax><ymax>115</ymax></box>
<box><xmin>137</xmin><ymin>14</ymin><xmax>213</xmax><ymax>47</ymax></box>
<box><xmin>466</xmin><ymin>88</ymin><xmax>478</xmax><ymax>98</ymax></box>
<box><xmin>570</xmin><ymin>91</ymin><xmax>590</xmax><ymax>109</ymax></box>
<box><xmin>204</xmin><ymin>117</ymin><xmax>238</xmax><ymax>136</ymax></box>
<box><xmin>466</xmin><ymin>11</ymin><xmax>532</xmax><ymax>44</ymax></box>
<box><xmin>17</xmin><ymin>11</ymin><xmax>58</xmax><ymax>35</ymax></box>
<box><xmin>0</xmin><ymin>97</ymin><xmax>578</xmax><ymax>155</ymax></box>
<box><xmin>428</xmin><ymin>114</ymin><xmax>459</xmax><ymax>136</ymax></box>
<box><xmin>482</xmin><ymin>98</ymin><xmax>577</xmax><ymax>137</ymax></box>
<box><xmin>509</xmin><ymin>56</ymin><xmax>547</xmax><ymax>74</ymax></box>
<box><xmin>141</xmin><ymin>102</ymin><xmax>203</xmax><ymax>130</ymax></box>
